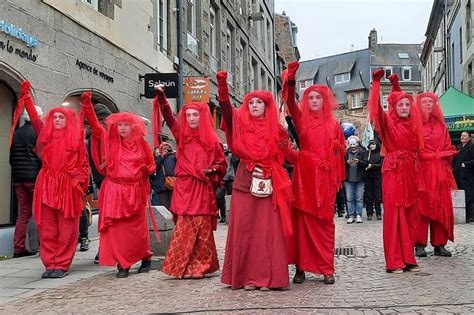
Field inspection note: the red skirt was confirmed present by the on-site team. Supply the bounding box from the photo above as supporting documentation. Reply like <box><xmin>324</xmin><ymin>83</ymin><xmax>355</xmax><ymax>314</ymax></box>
<box><xmin>162</xmin><ymin>215</ymin><xmax>219</xmax><ymax>278</ymax></box>
<box><xmin>221</xmin><ymin>189</ymin><xmax>289</xmax><ymax>289</ymax></box>
<box><xmin>99</xmin><ymin>206</ymin><xmax>152</xmax><ymax>269</ymax></box>
<box><xmin>287</xmin><ymin>210</ymin><xmax>335</xmax><ymax>275</ymax></box>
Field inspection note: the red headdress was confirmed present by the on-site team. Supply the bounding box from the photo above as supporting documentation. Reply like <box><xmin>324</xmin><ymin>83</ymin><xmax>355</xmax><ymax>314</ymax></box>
<box><xmin>35</xmin><ymin>107</ymin><xmax>84</xmax><ymax>161</ymax></box>
<box><xmin>299</xmin><ymin>85</ymin><xmax>339</xmax><ymax>135</ymax></box>
<box><xmin>102</xmin><ymin>112</ymin><xmax>149</xmax><ymax>172</ymax></box>
<box><xmin>175</xmin><ymin>102</ymin><xmax>220</xmax><ymax>153</ymax></box>
<box><xmin>416</xmin><ymin>92</ymin><xmax>447</xmax><ymax>126</ymax></box>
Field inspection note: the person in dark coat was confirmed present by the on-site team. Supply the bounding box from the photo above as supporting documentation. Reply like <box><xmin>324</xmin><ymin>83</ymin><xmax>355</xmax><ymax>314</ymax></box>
<box><xmin>364</xmin><ymin>139</ymin><xmax>384</xmax><ymax>220</ymax></box>
<box><xmin>344</xmin><ymin>136</ymin><xmax>368</xmax><ymax>224</ymax></box>
<box><xmin>9</xmin><ymin>106</ymin><xmax>43</xmax><ymax>258</ymax></box>
<box><xmin>152</xmin><ymin>142</ymin><xmax>177</xmax><ymax>210</ymax></box>
<box><xmin>452</xmin><ymin>131</ymin><xmax>474</xmax><ymax>222</ymax></box>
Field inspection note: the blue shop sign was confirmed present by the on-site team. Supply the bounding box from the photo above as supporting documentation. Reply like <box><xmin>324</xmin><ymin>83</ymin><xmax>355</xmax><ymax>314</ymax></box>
<box><xmin>0</xmin><ymin>20</ymin><xmax>38</xmax><ymax>48</ymax></box>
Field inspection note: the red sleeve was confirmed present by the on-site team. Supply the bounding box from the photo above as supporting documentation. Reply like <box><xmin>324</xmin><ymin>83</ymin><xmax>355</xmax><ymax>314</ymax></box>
<box><xmin>23</xmin><ymin>94</ymin><xmax>40</xmax><ymax>122</ymax></box>
<box><xmin>286</xmin><ymin>80</ymin><xmax>302</xmax><ymax>130</ymax></box>
<box><xmin>31</xmin><ymin>119</ymin><xmax>44</xmax><ymax>135</ymax></box>
<box><xmin>156</xmin><ymin>92</ymin><xmax>180</xmax><ymax>139</ymax></box>
<box><xmin>82</xmin><ymin>98</ymin><xmax>104</xmax><ymax>140</ymax></box>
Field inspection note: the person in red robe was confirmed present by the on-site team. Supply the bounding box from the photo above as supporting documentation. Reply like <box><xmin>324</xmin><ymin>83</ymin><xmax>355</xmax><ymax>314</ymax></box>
<box><xmin>81</xmin><ymin>92</ymin><xmax>156</xmax><ymax>278</ymax></box>
<box><xmin>414</xmin><ymin>92</ymin><xmax>457</xmax><ymax>258</ymax></box>
<box><xmin>216</xmin><ymin>71</ymin><xmax>297</xmax><ymax>291</ymax></box>
<box><xmin>368</xmin><ymin>69</ymin><xmax>424</xmax><ymax>273</ymax></box>
<box><xmin>153</xmin><ymin>84</ymin><xmax>227</xmax><ymax>279</ymax></box>
<box><xmin>20</xmin><ymin>81</ymin><xmax>90</xmax><ymax>279</ymax></box>
<box><xmin>284</xmin><ymin>61</ymin><xmax>346</xmax><ymax>285</ymax></box>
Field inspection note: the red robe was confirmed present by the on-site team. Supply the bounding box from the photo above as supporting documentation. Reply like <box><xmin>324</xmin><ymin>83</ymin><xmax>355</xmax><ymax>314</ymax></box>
<box><xmin>369</xmin><ymin>80</ymin><xmax>423</xmax><ymax>270</ymax></box>
<box><xmin>156</xmin><ymin>95</ymin><xmax>227</xmax><ymax>278</ymax></box>
<box><xmin>416</xmin><ymin>117</ymin><xmax>457</xmax><ymax>246</ymax></box>
<box><xmin>83</xmin><ymin>101</ymin><xmax>156</xmax><ymax>269</ymax></box>
<box><xmin>286</xmin><ymin>83</ymin><xmax>346</xmax><ymax>275</ymax></box>
<box><xmin>23</xmin><ymin>92</ymin><xmax>89</xmax><ymax>271</ymax></box>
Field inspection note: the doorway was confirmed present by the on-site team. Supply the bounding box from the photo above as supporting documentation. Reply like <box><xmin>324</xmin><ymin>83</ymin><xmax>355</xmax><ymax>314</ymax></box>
<box><xmin>0</xmin><ymin>82</ymin><xmax>14</xmax><ymax>225</ymax></box>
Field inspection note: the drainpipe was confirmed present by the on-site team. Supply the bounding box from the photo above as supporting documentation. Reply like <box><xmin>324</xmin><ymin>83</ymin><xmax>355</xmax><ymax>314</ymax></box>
<box><xmin>177</xmin><ymin>0</ymin><xmax>184</xmax><ymax>110</ymax></box>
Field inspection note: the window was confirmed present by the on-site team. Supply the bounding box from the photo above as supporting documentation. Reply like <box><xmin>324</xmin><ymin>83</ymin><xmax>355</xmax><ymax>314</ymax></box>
<box><xmin>239</xmin><ymin>42</ymin><xmax>246</xmax><ymax>88</ymax></box>
<box><xmin>384</xmin><ymin>67</ymin><xmax>393</xmax><ymax>80</ymax></box>
<box><xmin>460</xmin><ymin>27</ymin><xmax>463</xmax><ymax>62</ymax></box>
<box><xmin>335</xmin><ymin>72</ymin><xmax>350</xmax><ymax>84</ymax></box>
<box><xmin>299</xmin><ymin>81</ymin><xmax>307</xmax><ymax>89</ymax></box>
<box><xmin>467</xmin><ymin>0</ymin><xmax>472</xmax><ymax>44</ymax></box>
<box><xmin>187</xmin><ymin>0</ymin><xmax>199</xmax><ymax>55</ymax></box>
<box><xmin>268</xmin><ymin>77</ymin><xmax>272</xmax><ymax>93</ymax></box>
<box><xmin>209</xmin><ymin>7</ymin><xmax>218</xmax><ymax>72</ymax></box>
<box><xmin>158</xmin><ymin>0</ymin><xmax>167</xmax><ymax>53</ymax></box>
<box><xmin>402</xmin><ymin>67</ymin><xmax>411</xmax><ymax>81</ymax></box>
<box><xmin>351</xmin><ymin>94</ymin><xmax>362</xmax><ymax>109</ymax></box>
<box><xmin>266</xmin><ymin>19</ymin><xmax>272</xmax><ymax>59</ymax></box>
<box><xmin>82</xmin><ymin>0</ymin><xmax>98</xmax><ymax>10</ymax></box>
<box><xmin>397</xmin><ymin>52</ymin><xmax>409</xmax><ymax>59</ymax></box>
<box><xmin>226</xmin><ymin>25</ymin><xmax>234</xmax><ymax>85</ymax></box>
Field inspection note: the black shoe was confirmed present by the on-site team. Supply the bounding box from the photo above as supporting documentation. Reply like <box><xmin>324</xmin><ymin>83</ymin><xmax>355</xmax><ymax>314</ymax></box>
<box><xmin>323</xmin><ymin>274</ymin><xmax>335</xmax><ymax>284</ymax></box>
<box><xmin>345</xmin><ymin>214</ymin><xmax>349</xmax><ymax>219</ymax></box>
<box><xmin>434</xmin><ymin>245</ymin><xmax>452</xmax><ymax>257</ymax></box>
<box><xmin>293</xmin><ymin>269</ymin><xmax>305</xmax><ymax>284</ymax></box>
<box><xmin>79</xmin><ymin>238</ymin><xmax>90</xmax><ymax>252</ymax></box>
<box><xmin>219</xmin><ymin>217</ymin><xmax>226</xmax><ymax>223</ymax></box>
<box><xmin>337</xmin><ymin>213</ymin><xmax>344</xmax><ymax>218</ymax></box>
<box><xmin>376</xmin><ymin>214</ymin><xmax>382</xmax><ymax>220</ymax></box>
<box><xmin>42</xmin><ymin>269</ymin><xmax>54</xmax><ymax>279</ymax></box>
<box><xmin>49</xmin><ymin>269</ymin><xmax>69</xmax><ymax>278</ymax></box>
<box><xmin>137</xmin><ymin>259</ymin><xmax>152</xmax><ymax>273</ymax></box>
<box><xmin>94</xmin><ymin>253</ymin><xmax>99</xmax><ymax>264</ymax></box>
<box><xmin>13</xmin><ymin>250</ymin><xmax>37</xmax><ymax>258</ymax></box>
<box><xmin>116</xmin><ymin>267</ymin><xmax>130</xmax><ymax>278</ymax></box>
<box><xmin>415</xmin><ymin>245</ymin><xmax>428</xmax><ymax>257</ymax></box>
<box><xmin>367</xmin><ymin>214</ymin><xmax>373</xmax><ymax>221</ymax></box>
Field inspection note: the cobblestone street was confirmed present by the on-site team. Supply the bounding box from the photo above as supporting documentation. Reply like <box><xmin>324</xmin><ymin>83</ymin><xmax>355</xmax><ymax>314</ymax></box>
<box><xmin>0</xmin><ymin>217</ymin><xmax>473</xmax><ymax>314</ymax></box>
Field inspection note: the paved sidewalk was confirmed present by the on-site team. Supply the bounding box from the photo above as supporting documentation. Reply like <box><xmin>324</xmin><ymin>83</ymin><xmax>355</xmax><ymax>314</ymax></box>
<box><xmin>0</xmin><ymin>218</ymin><xmax>473</xmax><ymax>314</ymax></box>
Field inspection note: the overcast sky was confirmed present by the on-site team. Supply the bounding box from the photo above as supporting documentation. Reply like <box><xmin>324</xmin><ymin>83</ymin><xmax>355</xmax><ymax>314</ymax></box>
<box><xmin>275</xmin><ymin>0</ymin><xmax>434</xmax><ymax>61</ymax></box>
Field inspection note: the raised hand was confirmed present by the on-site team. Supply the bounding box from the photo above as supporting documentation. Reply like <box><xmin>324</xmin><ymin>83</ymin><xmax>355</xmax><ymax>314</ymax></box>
<box><xmin>388</xmin><ymin>73</ymin><xmax>399</xmax><ymax>84</ymax></box>
<box><xmin>20</xmin><ymin>81</ymin><xmax>31</xmax><ymax>96</ymax></box>
<box><xmin>287</xmin><ymin>61</ymin><xmax>300</xmax><ymax>81</ymax></box>
<box><xmin>154</xmin><ymin>83</ymin><xmax>165</xmax><ymax>94</ymax></box>
<box><xmin>372</xmin><ymin>69</ymin><xmax>385</xmax><ymax>82</ymax></box>
<box><xmin>81</xmin><ymin>92</ymin><xmax>92</xmax><ymax>104</ymax></box>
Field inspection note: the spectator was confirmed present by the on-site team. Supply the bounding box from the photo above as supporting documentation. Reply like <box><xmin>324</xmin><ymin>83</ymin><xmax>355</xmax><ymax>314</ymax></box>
<box><xmin>344</xmin><ymin>136</ymin><xmax>367</xmax><ymax>224</ymax></box>
<box><xmin>452</xmin><ymin>131</ymin><xmax>474</xmax><ymax>223</ymax></box>
<box><xmin>216</xmin><ymin>144</ymin><xmax>236</xmax><ymax>223</ymax></box>
<box><xmin>9</xmin><ymin>105</ymin><xmax>43</xmax><ymax>258</ymax></box>
<box><xmin>152</xmin><ymin>142</ymin><xmax>177</xmax><ymax>210</ymax></box>
<box><xmin>364</xmin><ymin>139</ymin><xmax>383</xmax><ymax>220</ymax></box>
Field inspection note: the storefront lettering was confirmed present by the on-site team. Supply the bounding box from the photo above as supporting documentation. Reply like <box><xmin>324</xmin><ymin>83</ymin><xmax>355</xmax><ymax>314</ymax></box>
<box><xmin>0</xmin><ymin>20</ymin><xmax>38</xmax><ymax>48</ymax></box>
<box><xmin>75</xmin><ymin>59</ymin><xmax>114</xmax><ymax>83</ymax></box>
<box><xmin>0</xmin><ymin>39</ymin><xmax>38</xmax><ymax>62</ymax></box>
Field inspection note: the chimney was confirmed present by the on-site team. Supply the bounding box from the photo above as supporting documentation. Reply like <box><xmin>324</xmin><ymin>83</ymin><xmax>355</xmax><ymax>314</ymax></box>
<box><xmin>368</xmin><ymin>28</ymin><xmax>377</xmax><ymax>49</ymax></box>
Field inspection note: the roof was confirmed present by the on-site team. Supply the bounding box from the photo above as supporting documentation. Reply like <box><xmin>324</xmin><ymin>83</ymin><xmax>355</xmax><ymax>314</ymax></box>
<box><xmin>371</xmin><ymin>43</ymin><xmax>422</xmax><ymax>66</ymax></box>
<box><xmin>297</xmin><ymin>49</ymin><xmax>371</xmax><ymax>104</ymax></box>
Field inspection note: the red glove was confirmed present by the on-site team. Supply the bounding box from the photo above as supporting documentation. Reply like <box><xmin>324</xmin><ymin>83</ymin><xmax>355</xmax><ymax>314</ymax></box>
<box><xmin>20</xmin><ymin>81</ymin><xmax>31</xmax><ymax>96</ymax></box>
<box><xmin>217</xmin><ymin>71</ymin><xmax>229</xmax><ymax>101</ymax></box>
<box><xmin>287</xmin><ymin>61</ymin><xmax>299</xmax><ymax>81</ymax></box>
<box><xmin>388</xmin><ymin>73</ymin><xmax>399</xmax><ymax>84</ymax></box>
<box><xmin>81</xmin><ymin>92</ymin><xmax>92</xmax><ymax>105</ymax></box>
<box><xmin>372</xmin><ymin>69</ymin><xmax>385</xmax><ymax>82</ymax></box>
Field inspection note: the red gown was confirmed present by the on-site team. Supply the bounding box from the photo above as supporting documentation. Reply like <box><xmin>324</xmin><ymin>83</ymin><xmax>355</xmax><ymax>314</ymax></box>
<box><xmin>415</xmin><ymin>93</ymin><xmax>457</xmax><ymax>247</ymax></box>
<box><xmin>83</xmin><ymin>97</ymin><xmax>156</xmax><ymax>270</ymax></box>
<box><xmin>155</xmin><ymin>93</ymin><xmax>227</xmax><ymax>278</ymax></box>
<box><xmin>217</xmin><ymin>72</ymin><xmax>295</xmax><ymax>289</ymax></box>
<box><xmin>23</xmin><ymin>84</ymin><xmax>89</xmax><ymax>272</ymax></box>
<box><xmin>285</xmin><ymin>83</ymin><xmax>346</xmax><ymax>276</ymax></box>
<box><xmin>368</xmin><ymin>72</ymin><xmax>423</xmax><ymax>270</ymax></box>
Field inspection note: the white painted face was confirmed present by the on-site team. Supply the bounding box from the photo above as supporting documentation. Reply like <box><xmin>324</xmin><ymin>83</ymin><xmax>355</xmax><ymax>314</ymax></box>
<box><xmin>117</xmin><ymin>122</ymin><xmax>132</xmax><ymax>138</ymax></box>
<box><xmin>185</xmin><ymin>108</ymin><xmax>200</xmax><ymax>129</ymax></box>
<box><xmin>248</xmin><ymin>97</ymin><xmax>265</xmax><ymax>118</ymax></box>
<box><xmin>396</xmin><ymin>98</ymin><xmax>411</xmax><ymax>118</ymax></box>
<box><xmin>420</xmin><ymin>96</ymin><xmax>434</xmax><ymax>115</ymax></box>
<box><xmin>53</xmin><ymin>112</ymin><xmax>67</xmax><ymax>129</ymax></box>
<box><xmin>307</xmin><ymin>91</ymin><xmax>323</xmax><ymax>112</ymax></box>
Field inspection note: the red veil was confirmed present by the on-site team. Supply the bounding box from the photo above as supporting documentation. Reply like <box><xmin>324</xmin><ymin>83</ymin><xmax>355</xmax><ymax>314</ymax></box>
<box><xmin>222</xmin><ymin>90</ymin><xmax>293</xmax><ymax>237</ymax></box>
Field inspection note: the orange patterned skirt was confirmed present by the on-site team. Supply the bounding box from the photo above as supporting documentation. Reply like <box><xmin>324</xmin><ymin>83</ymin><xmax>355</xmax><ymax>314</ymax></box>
<box><xmin>162</xmin><ymin>215</ymin><xmax>219</xmax><ymax>278</ymax></box>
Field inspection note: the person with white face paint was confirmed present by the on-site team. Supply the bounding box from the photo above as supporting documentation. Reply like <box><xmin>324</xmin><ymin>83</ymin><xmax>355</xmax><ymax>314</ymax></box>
<box><xmin>414</xmin><ymin>92</ymin><xmax>458</xmax><ymax>257</ymax></box>
<box><xmin>344</xmin><ymin>135</ymin><xmax>368</xmax><ymax>224</ymax></box>
<box><xmin>368</xmin><ymin>69</ymin><xmax>424</xmax><ymax>274</ymax></box>
<box><xmin>153</xmin><ymin>84</ymin><xmax>227</xmax><ymax>280</ymax></box>
<box><xmin>284</xmin><ymin>61</ymin><xmax>346</xmax><ymax>285</ymax></box>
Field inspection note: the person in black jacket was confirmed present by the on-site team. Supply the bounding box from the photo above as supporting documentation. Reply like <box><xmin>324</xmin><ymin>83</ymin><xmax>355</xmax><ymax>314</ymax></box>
<box><xmin>9</xmin><ymin>106</ymin><xmax>43</xmax><ymax>258</ymax></box>
<box><xmin>152</xmin><ymin>142</ymin><xmax>177</xmax><ymax>210</ymax></box>
<box><xmin>452</xmin><ymin>131</ymin><xmax>474</xmax><ymax>222</ymax></box>
<box><xmin>344</xmin><ymin>136</ymin><xmax>368</xmax><ymax>224</ymax></box>
<box><xmin>364</xmin><ymin>139</ymin><xmax>384</xmax><ymax>220</ymax></box>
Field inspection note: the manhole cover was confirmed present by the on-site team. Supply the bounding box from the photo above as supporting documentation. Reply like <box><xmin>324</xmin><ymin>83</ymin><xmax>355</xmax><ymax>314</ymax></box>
<box><xmin>335</xmin><ymin>247</ymin><xmax>355</xmax><ymax>256</ymax></box>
